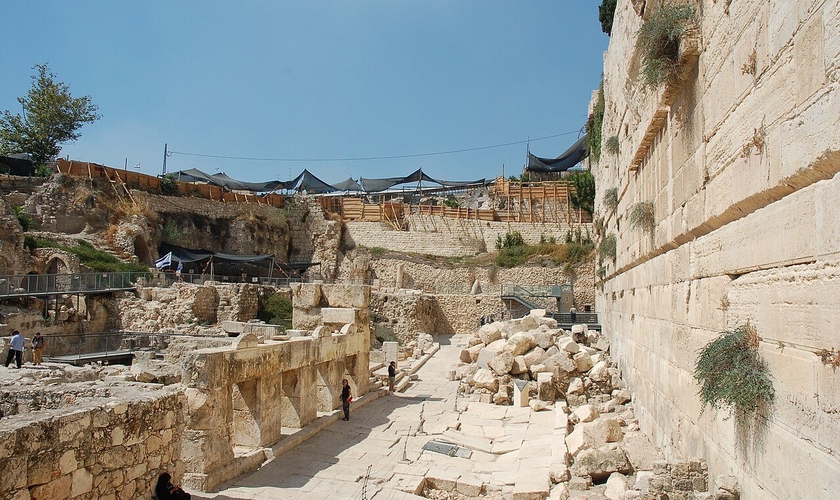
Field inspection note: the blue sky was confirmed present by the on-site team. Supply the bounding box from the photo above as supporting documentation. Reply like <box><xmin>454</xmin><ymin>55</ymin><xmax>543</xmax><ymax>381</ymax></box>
<box><xmin>1</xmin><ymin>1</ymin><xmax>608</xmax><ymax>185</ymax></box>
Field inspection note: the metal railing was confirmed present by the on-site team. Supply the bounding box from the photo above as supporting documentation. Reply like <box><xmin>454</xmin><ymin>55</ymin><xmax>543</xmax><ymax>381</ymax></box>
<box><xmin>144</xmin><ymin>273</ymin><xmax>304</xmax><ymax>288</ymax></box>
<box><xmin>500</xmin><ymin>284</ymin><xmax>570</xmax><ymax>298</ymax></box>
<box><xmin>0</xmin><ymin>272</ymin><xmax>150</xmax><ymax>298</ymax></box>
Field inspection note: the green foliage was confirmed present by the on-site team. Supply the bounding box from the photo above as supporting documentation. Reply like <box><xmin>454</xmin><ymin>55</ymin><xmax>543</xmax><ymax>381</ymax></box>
<box><xmin>368</xmin><ymin>246</ymin><xmax>386</xmax><ymax>257</ymax></box>
<box><xmin>23</xmin><ymin>235</ymin><xmax>37</xmax><ymax>252</ymax></box>
<box><xmin>25</xmin><ymin>237</ymin><xmax>149</xmax><ymax>272</ymax></box>
<box><xmin>694</xmin><ymin>324</ymin><xmax>774</xmax><ymax>417</ymax></box>
<box><xmin>507</xmin><ymin>173</ymin><xmax>531</xmax><ymax>183</ymax></box>
<box><xmin>603</xmin><ymin>187</ymin><xmax>619</xmax><ymax>211</ymax></box>
<box><xmin>586</xmin><ymin>79</ymin><xmax>605</xmax><ymax>163</ymax></box>
<box><xmin>627</xmin><ymin>201</ymin><xmax>656</xmax><ymax>233</ymax></box>
<box><xmin>258</xmin><ymin>293</ymin><xmax>292</xmax><ymax>327</ymax></box>
<box><xmin>161</xmin><ymin>221</ymin><xmax>182</xmax><ymax>244</ymax></box>
<box><xmin>599</xmin><ymin>0</ymin><xmax>618</xmax><ymax>36</ymax></box>
<box><xmin>11</xmin><ymin>205</ymin><xmax>33</xmax><ymax>231</ymax></box>
<box><xmin>495</xmin><ymin>231</ymin><xmax>525</xmax><ymax>250</ymax></box>
<box><xmin>599</xmin><ymin>233</ymin><xmax>617</xmax><ymax>261</ymax></box>
<box><xmin>568</xmin><ymin>171</ymin><xmax>596</xmax><ymax>215</ymax></box>
<box><xmin>374</xmin><ymin>325</ymin><xmax>401</xmax><ymax>345</ymax></box>
<box><xmin>443</xmin><ymin>196</ymin><xmax>459</xmax><ymax>208</ymax></box>
<box><xmin>159</xmin><ymin>173</ymin><xmax>179</xmax><ymax>195</ymax></box>
<box><xmin>638</xmin><ymin>4</ymin><xmax>698</xmax><ymax>88</ymax></box>
<box><xmin>0</xmin><ymin>63</ymin><xmax>100</xmax><ymax>163</ymax></box>
<box><xmin>494</xmin><ymin>229</ymin><xmax>594</xmax><ymax>269</ymax></box>
<box><xmin>605</xmin><ymin>135</ymin><xmax>620</xmax><ymax>156</ymax></box>
<box><xmin>35</xmin><ymin>163</ymin><xmax>53</xmax><ymax>178</ymax></box>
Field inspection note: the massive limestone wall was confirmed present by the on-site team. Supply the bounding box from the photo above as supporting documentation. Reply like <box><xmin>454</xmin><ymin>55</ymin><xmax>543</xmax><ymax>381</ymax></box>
<box><xmin>595</xmin><ymin>1</ymin><xmax>840</xmax><ymax>498</ymax></box>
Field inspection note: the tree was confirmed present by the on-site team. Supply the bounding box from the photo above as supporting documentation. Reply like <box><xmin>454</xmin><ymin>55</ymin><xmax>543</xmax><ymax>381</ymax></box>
<box><xmin>568</xmin><ymin>170</ymin><xmax>595</xmax><ymax>215</ymax></box>
<box><xmin>599</xmin><ymin>0</ymin><xmax>618</xmax><ymax>36</ymax></box>
<box><xmin>0</xmin><ymin>63</ymin><xmax>100</xmax><ymax>163</ymax></box>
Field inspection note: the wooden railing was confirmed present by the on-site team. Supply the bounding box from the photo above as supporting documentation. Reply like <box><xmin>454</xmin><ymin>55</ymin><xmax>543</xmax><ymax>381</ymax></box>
<box><xmin>56</xmin><ymin>160</ymin><xmax>285</xmax><ymax>208</ymax></box>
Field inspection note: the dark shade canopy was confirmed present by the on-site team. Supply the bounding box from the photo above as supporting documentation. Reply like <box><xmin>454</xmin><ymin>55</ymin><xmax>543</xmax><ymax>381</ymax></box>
<box><xmin>175</xmin><ymin>167</ymin><xmax>486</xmax><ymax>194</ymax></box>
<box><xmin>360</xmin><ymin>168</ymin><xmax>486</xmax><ymax>193</ymax></box>
<box><xmin>526</xmin><ymin>135</ymin><xmax>589</xmax><ymax>173</ymax></box>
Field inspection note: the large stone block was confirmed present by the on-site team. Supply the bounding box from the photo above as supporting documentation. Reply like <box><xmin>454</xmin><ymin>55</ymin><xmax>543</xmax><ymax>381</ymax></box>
<box><xmin>507</xmin><ymin>332</ymin><xmax>538</xmax><ymax>356</ymax></box>
<box><xmin>291</xmin><ymin>283</ymin><xmax>322</xmax><ymax>309</ymax></box>
<box><xmin>572</xmin><ymin>444</ymin><xmax>632</xmax><ymax>481</ymax></box>
<box><xmin>320</xmin><ymin>307</ymin><xmax>357</xmax><ymax>324</ymax></box>
<box><xmin>488</xmin><ymin>350</ymin><xmax>515</xmax><ymax>376</ymax></box>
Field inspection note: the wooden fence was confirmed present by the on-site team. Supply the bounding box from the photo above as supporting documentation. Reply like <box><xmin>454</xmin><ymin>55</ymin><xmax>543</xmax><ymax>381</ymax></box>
<box><xmin>56</xmin><ymin>160</ymin><xmax>285</xmax><ymax>208</ymax></box>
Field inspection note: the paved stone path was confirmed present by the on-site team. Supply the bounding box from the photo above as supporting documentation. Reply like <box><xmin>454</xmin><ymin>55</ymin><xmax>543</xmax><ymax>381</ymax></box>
<box><xmin>193</xmin><ymin>334</ymin><xmax>561</xmax><ymax>500</ymax></box>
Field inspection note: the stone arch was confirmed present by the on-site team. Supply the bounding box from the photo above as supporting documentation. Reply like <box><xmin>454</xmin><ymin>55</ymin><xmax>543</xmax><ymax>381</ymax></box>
<box><xmin>22</xmin><ymin>270</ymin><xmax>44</xmax><ymax>293</ymax></box>
<box><xmin>133</xmin><ymin>235</ymin><xmax>152</xmax><ymax>266</ymax></box>
<box><xmin>45</xmin><ymin>256</ymin><xmax>72</xmax><ymax>275</ymax></box>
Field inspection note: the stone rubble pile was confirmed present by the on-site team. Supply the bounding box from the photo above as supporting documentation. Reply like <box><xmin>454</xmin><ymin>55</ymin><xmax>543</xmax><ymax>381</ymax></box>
<box><xmin>454</xmin><ymin>311</ymin><xmax>736</xmax><ymax>500</ymax></box>
<box><xmin>457</xmin><ymin>310</ymin><xmax>623</xmax><ymax>412</ymax></box>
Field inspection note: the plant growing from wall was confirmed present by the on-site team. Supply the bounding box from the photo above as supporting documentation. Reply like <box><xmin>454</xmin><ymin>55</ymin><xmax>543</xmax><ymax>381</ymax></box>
<box><xmin>627</xmin><ymin>201</ymin><xmax>655</xmax><ymax>233</ymax></box>
<box><xmin>586</xmin><ymin>79</ymin><xmax>605</xmax><ymax>163</ymax></box>
<box><xmin>598</xmin><ymin>233</ymin><xmax>617</xmax><ymax>261</ymax></box>
<box><xmin>605</xmin><ymin>135</ymin><xmax>620</xmax><ymax>156</ymax></box>
<box><xmin>603</xmin><ymin>187</ymin><xmax>619</xmax><ymax>211</ymax></box>
<box><xmin>599</xmin><ymin>0</ymin><xmax>618</xmax><ymax>36</ymax></box>
<box><xmin>11</xmin><ymin>205</ymin><xmax>33</xmax><ymax>231</ymax></box>
<box><xmin>637</xmin><ymin>4</ymin><xmax>698</xmax><ymax>88</ymax></box>
<box><xmin>694</xmin><ymin>324</ymin><xmax>774</xmax><ymax>417</ymax></box>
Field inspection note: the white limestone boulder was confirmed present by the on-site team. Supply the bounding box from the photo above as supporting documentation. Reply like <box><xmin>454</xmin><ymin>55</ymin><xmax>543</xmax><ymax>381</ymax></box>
<box><xmin>511</xmin><ymin>355</ymin><xmax>529</xmax><ymax>375</ymax></box>
<box><xmin>573</xmin><ymin>404</ymin><xmax>599</xmax><ymax>423</ymax></box>
<box><xmin>466</xmin><ymin>344</ymin><xmax>484</xmax><ymax>362</ymax></box>
<box><xmin>573</xmin><ymin>352</ymin><xmax>594</xmax><ymax>372</ymax></box>
<box><xmin>488</xmin><ymin>350</ymin><xmax>515</xmax><ymax>376</ymax></box>
<box><xmin>589</xmin><ymin>361</ymin><xmax>610</xmax><ymax>382</ymax></box>
<box><xmin>567</xmin><ymin>377</ymin><xmax>585</xmax><ymax>395</ymax></box>
<box><xmin>537</xmin><ymin>372</ymin><xmax>555</xmax><ymax>401</ymax></box>
<box><xmin>506</xmin><ymin>332</ymin><xmax>538</xmax><ymax>356</ymax></box>
<box><xmin>523</xmin><ymin>346</ymin><xmax>548</xmax><ymax>367</ymax></box>
<box><xmin>472</xmin><ymin>368</ymin><xmax>499</xmax><ymax>392</ymax></box>
<box><xmin>605</xmin><ymin>472</ymin><xmax>629</xmax><ymax>500</ymax></box>
<box><xmin>533</xmin><ymin>330</ymin><xmax>554</xmax><ymax>350</ymax></box>
<box><xmin>572</xmin><ymin>444</ymin><xmax>632</xmax><ymax>482</ymax></box>
<box><xmin>478</xmin><ymin>322</ymin><xmax>503</xmax><ymax>345</ymax></box>
<box><xmin>557</xmin><ymin>337</ymin><xmax>580</xmax><ymax>354</ymax></box>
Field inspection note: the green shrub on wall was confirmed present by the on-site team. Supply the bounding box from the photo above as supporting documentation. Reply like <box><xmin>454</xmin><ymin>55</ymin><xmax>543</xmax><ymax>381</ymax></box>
<box><xmin>598</xmin><ymin>233</ymin><xmax>617</xmax><ymax>261</ymax></box>
<box><xmin>637</xmin><ymin>4</ymin><xmax>698</xmax><ymax>88</ymax></box>
<box><xmin>694</xmin><ymin>324</ymin><xmax>774</xmax><ymax>417</ymax></box>
<box><xmin>586</xmin><ymin>79</ymin><xmax>605</xmax><ymax>163</ymax></box>
<box><xmin>603</xmin><ymin>188</ymin><xmax>619</xmax><ymax>211</ymax></box>
<box><xmin>627</xmin><ymin>201</ymin><xmax>655</xmax><ymax>233</ymax></box>
<box><xmin>605</xmin><ymin>135</ymin><xmax>620</xmax><ymax>156</ymax></box>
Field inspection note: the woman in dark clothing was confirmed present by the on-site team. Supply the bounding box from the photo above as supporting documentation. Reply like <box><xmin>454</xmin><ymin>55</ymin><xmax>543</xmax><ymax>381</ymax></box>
<box><xmin>340</xmin><ymin>379</ymin><xmax>352</xmax><ymax>421</ymax></box>
<box><xmin>156</xmin><ymin>472</ymin><xmax>191</xmax><ymax>500</ymax></box>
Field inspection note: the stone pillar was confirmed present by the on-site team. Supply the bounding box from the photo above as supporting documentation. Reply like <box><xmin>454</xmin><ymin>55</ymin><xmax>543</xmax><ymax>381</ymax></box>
<box><xmin>383</xmin><ymin>341</ymin><xmax>398</xmax><ymax>364</ymax></box>
<box><xmin>513</xmin><ymin>380</ymin><xmax>529</xmax><ymax>407</ymax></box>
<box><xmin>280</xmin><ymin>366</ymin><xmax>317</xmax><ymax>428</ymax></box>
<box><xmin>395</xmin><ymin>263</ymin><xmax>404</xmax><ymax>289</ymax></box>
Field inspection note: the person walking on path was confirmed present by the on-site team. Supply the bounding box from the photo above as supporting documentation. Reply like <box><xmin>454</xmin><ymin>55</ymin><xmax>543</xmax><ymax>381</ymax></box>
<box><xmin>31</xmin><ymin>332</ymin><xmax>45</xmax><ymax>366</ymax></box>
<box><xmin>340</xmin><ymin>379</ymin><xmax>352</xmax><ymax>421</ymax></box>
<box><xmin>4</xmin><ymin>330</ymin><xmax>25</xmax><ymax>369</ymax></box>
<box><xmin>388</xmin><ymin>361</ymin><xmax>397</xmax><ymax>393</ymax></box>
<box><xmin>569</xmin><ymin>306</ymin><xmax>577</xmax><ymax>324</ymax></box>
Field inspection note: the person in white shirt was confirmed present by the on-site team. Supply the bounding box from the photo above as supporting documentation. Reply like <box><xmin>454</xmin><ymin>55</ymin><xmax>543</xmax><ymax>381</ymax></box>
<box><xmin>4</xmin><ymin>330</ymin><xmax>25</xmax><ymax>369</ymax></box>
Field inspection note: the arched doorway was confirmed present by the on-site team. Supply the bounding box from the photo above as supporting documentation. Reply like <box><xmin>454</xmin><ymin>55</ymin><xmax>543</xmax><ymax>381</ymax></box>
<box><xmin>133</xmin><ymin>236</ymin><xmax>152</xmax><ymax>266</ymax></box>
